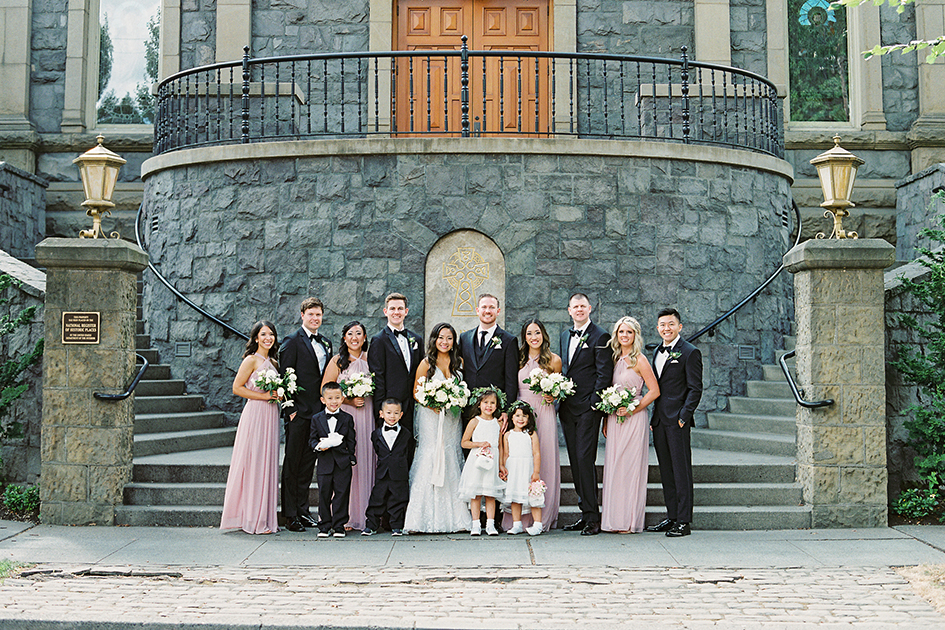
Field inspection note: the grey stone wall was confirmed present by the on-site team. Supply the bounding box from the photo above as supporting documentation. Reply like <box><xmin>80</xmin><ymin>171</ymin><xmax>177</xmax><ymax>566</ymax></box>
<box><xmin>578</xmin><ymin>0</ymin><xmax>694</xmax><ymax>54</ymax></box>
<box><xmin>30</xmin><ymin>0</ymin><xmax>68</xmax><ymax>133</ymax></box>
<box><xmin>0</xmin><ymin>250</ymin><xmax>45</xmax><ymax>485</ymax></box>
<box><xmin>140</xmin><ymin>141</ymin><xmax>793</xmax><ymax>425</ymax></box>
<box><xmin>0</xmin><ymin>163</ymin><xmax>47</xmax><ymax>260</ymax></box>
<box><xmin>181</xmin><ymin>0</ymin><xmax>217</xmax><ymax>70</ymax></box>
<box><xmin>251</xmin><ymin>0</ymin><xmax>369</xmax><ymax>59</ymax></box>
<box><xmin>880</xmin><ymin>4</ymin><xmax>919</xmax><ymax>133</ymax></box>
<box><xmin>894</xmin><ymin>164</ymin><xmax>945</xmax><ymax>261</ymax></box>
<box><xmin>730</xmin><ymin>0</ymin><xmax>766</xmax><ymax>75</ymax></box>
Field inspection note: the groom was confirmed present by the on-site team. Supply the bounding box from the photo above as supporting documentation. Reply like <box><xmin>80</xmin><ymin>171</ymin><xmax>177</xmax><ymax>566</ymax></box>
<box><xmin>559</xmin><ymin>293</ymin><xmax>612</xmax><ymax>536</ymax></box>
<box><xmin>368</xmin><ymin>292</ymin><xmax>424</xmax><ymax>434</ymax></box>
<box><xmin>646</xmin><ymin>307</ymin><xmax>703</xmax><ymax>538</ymax></box>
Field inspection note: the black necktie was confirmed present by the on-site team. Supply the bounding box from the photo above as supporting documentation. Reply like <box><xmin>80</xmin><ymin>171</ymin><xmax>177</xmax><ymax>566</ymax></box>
<box><xmin>477</xmin><ymin>330</ymin><xmax>488</xmax><ymax>359</ymax></box>
<box><xmin>384</xmin><ymin>425</ymin><xmax>398</xmax><ymax>432</ymax></box>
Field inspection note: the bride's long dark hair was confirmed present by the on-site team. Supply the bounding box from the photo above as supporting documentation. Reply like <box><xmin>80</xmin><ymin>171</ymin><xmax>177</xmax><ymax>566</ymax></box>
<box><xmin>243</xmin><ymin>320</ymin><xmax>280</xmax><ymax>370</ymax></box>
<box><xmin>425</xmin><ymin>322</ymin><xmax>462</xmax><ymax>378</ymax></box>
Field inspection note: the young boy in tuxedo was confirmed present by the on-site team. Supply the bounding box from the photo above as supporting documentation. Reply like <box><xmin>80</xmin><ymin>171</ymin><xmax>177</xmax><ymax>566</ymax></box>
<box><xmin>362</xmin><ymin>398</ymin><xmax>414</xmax><ymax>537</ymax></box>
<box><xmin>309</xmin><ymin>382</ymin><xmax>356</xmax><ymax>538</ymax></box>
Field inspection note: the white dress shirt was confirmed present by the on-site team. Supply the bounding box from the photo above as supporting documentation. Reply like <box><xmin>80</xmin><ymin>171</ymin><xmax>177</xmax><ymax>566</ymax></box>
<box><xmin>389</xmin><ymin>325</ymin><xmax>411</xmax><ymax>370</ymax></box>
<box><xmin>655</xmin><ymin>337</ymin><xmax>680</xmax><ymax>377</ymax></box>
<box><xmin>568</xmin><ymin>322</ymin><xmax>590</xmax><ymax>364</ymax></box>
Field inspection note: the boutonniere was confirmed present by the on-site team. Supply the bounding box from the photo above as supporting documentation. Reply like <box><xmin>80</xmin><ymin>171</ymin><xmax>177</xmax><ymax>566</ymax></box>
<box><xmin>668</xmin><ymin>351</ymin><xmax>682</xmax><ymax>361</ymax></box>
<box><xmin>409</xmin><ymin>337</ymin><xmax>419</xmax><ymax>351</ymax></box>
<box><xmin>489</xmin><ymin>336</ymin><xmax>502</xmax><ymax>350</ymax></box>
<box><xmin>577</xmin><ymin>334</ymin><xmax>588</xmax><ymax>349</ymax></box>
<box><xmin>319</xmin><ymin>338</ymin><xmax>331</xmax><ymax>352</ymax></box>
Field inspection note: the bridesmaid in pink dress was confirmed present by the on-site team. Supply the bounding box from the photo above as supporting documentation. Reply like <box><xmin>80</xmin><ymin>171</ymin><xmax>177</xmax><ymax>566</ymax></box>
<box><xmin>502</xmin><ymin>319</ymin><xmax>562</xmax><ymax>531</ymax></box>
<box><xmin>220</xmin><ymin>320</ymin><xmax>282</xmax><ymax>534</ymax></box>
<box><xmin>601</xmin><ymin>316</ymin><xmax>660</xmax><ymax>533</ymax></box>
<box><xmin>322</xmin><ymin>321</ymin><xmax>374</xmax><ymax>531</ymax></box>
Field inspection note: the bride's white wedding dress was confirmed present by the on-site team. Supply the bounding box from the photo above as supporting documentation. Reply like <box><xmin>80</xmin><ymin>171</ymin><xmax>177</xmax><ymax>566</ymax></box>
<box><xmin>403</xmin><ymin>367</ymin><xmax>470</xmax><ymax>533</ymax></box>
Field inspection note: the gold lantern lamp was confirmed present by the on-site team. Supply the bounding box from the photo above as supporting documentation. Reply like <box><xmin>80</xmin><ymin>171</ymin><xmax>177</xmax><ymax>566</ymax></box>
<box><xmin>73</xmin><ymin>135</ymin><xmax>127</xmax><ymax>239</ymax></box>
<box><xmin>810</xmin><ymin>135</ymin><xmax>865</xmax><ymax>240</ymax></box>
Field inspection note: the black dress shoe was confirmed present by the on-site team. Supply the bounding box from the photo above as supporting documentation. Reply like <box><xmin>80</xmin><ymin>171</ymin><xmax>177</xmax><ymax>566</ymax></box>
<box><xmin>580</xmin><ymin>522</ymin><xmax>601</xmax><ymax>536</ymax></box>
<box><xmin>286</xmin><ymin>518</ymin><xmax>306</xmax><ymax>532</ymax></box>
<box><xmin>562</xmin><ymin>519</ymin><xmax>587</xmax><ymax>532</ymax></box>
<box><xmin>665</xmin><ymin>522</ymin><xmax>691</xmax><ymax>537</ymax></box>
<box><xmin>645</xmin><ymin>518</ymin><xmax>676</xmax><ymax>533</ymax></box>
<box><xmin>297</xmin><ymin>514</ymin><xmax>318</xmax><ymax>528</ymax></box>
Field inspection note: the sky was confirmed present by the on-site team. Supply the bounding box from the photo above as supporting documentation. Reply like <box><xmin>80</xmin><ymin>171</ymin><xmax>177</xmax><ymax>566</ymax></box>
<box><xmin>98</xmin><ymin>0</ymin><xmax>160</xmax><ymax>104</ymax></box>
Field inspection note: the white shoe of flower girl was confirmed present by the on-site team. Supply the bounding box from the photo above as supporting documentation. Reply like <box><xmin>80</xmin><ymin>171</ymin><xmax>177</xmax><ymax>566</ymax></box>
<box><xmin>470</xmin><ymin>521</ymin><xmax>482</xmax><ymax>536</ymax></box>
<box><xmin>485</xmin><ymin>520</ymin><xmax>498</xmax><ymax>536</ymax></box>
<box><xmin>526</xmin><ymin>522</ymin><xmax>543</xmax><ymax>536</ymax></box>
<box><xmin>508</xmin><ymin>522</ymin><xmax>524</xmax><ymax>535</ymax></box>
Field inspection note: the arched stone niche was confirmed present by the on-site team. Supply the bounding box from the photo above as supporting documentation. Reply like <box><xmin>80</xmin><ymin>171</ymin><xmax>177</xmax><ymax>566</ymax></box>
<box><xmin>424</xmin><ymin>230</ymin><xmax>506</xmax><ymax>338</ymax></box>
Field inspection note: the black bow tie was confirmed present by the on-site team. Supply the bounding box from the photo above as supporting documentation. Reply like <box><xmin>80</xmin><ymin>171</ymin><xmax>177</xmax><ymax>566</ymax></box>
<box><xmin>393</xmin><ymin>329</ymin><xmax>407</xmax><ymax>338</ymax></box>
<box><xmin>657</xmin><ymin>345</ymin><xmax>672</xmax><ymax>354</ymax></box>
<box><xmin>569</xmin><ymin>329</ymin><xmax>583</xmax><ymax>337</ymax></box>
<box><xmin>327</xmin><ymin>412</ymin><xmax>339</xmax><ymax>417</ymax></box>
<box><xmin>309</xmin><ymin>334</ymin><xmax>321</xmax><ymax>342</ymax></box>
<box><xmin>383</xmin><ymin>425</ymin><xmax>398</xmax><ymax>432</ymax></box>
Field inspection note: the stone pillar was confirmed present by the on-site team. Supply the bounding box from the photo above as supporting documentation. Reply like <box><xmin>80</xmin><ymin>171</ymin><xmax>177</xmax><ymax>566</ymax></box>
<box><xmin>909</xmin><ymin>0</ymin><xmax>945</xmax><ymax>171</ymax></box>
<box><xmin>35</xmin><ymin>238</ymin><xmax>148</xmax><ymax>525</ymax></box>
<box><xmin>784</xmin><ymin>239</ymin><xmax>894</xmax><ymax>528</ymax></box>
<box><xmin>0</xmin><ymin>0</ymin><xmax>37</xmax><ymax>172</ymax></box>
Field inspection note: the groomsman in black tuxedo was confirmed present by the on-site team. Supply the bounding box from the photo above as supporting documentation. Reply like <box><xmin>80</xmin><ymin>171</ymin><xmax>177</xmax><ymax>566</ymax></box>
<box><xmin>368</xmin><ymin>292</ymin><xmax>424</xmax><ymax>434</ymax></box>
<box><xmin>559</xmin><ymin>293</ymin><xmax>613</xmax><ymax>536</ymax></box>
<box><xmin>646</xmin><ymin>307</ymin><xmax>703</xmax><ymax>538</ymax></box>
<box><xmin>458</xmin><ymin>293</ymin><xmax>519</xmax><ymax>432</ymax></box>
<box><xmin>279</xmin><ymin>296</ymin><xmax>332</xmax><ymax>533</ymax></box>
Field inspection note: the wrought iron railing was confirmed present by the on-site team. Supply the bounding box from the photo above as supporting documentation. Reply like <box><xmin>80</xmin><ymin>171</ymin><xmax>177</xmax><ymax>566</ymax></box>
<box><xmin>154</xmin><ymin>38</ymin><xmax>783</xmax><ymax>158</ymax></box>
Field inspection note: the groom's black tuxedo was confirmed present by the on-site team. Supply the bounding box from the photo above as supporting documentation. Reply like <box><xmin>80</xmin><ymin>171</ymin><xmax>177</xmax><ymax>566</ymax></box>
<box><xmin>559</xmin><ymin>321</ymin><xmax>613</xmax><ymax>524</ymax></box>
<box><xmin>279</xmin><ymin>327</ymin><xmax>332</xmax><ymax>521</ymax></box>
<box><xmin>459</xmin><ymin>325</ymin><xmax>519</xmax><ymax>410</ymax></box>
<box><xmin>651</xmin><ymin>337</ymin><xmax>703</xmax><ymax>525</ymax></box>
<box><xmin>368</xmin><ymin>326</ymin><xmax>424</xmax><ymax>433</ymax></box>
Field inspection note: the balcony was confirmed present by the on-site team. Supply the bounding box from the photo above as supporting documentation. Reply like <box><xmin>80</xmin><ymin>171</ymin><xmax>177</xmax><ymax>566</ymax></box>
<box><xmin>154</xmin><ymin>39</ymin><xmax>783</xmax><ymax>159</ymax></box>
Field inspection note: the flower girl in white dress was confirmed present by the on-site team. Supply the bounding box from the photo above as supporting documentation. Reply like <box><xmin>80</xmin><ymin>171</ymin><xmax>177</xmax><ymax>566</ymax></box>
<box><xmin>502</xmin><ymin>401</ymin><xmax>544</xmax><ymax>536</ymax></box>
<box><xmin>459</xmin><ymin>389</ymin><xmax>506</xmax><ymax>536</ymax></box>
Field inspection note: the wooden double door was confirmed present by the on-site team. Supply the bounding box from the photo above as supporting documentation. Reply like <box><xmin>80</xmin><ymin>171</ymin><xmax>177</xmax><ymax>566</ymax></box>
<box><xmin>394</xmin><ymin>0</ymin><xmax>550</xmax><ymax>135</ymax></box>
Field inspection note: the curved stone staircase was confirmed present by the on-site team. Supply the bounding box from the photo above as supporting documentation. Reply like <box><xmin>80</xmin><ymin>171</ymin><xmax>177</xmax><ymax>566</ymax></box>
<box><xmin>118</xmin><ymin>283</ymin><xmax>810</xmax><ymax>528</ymax></box>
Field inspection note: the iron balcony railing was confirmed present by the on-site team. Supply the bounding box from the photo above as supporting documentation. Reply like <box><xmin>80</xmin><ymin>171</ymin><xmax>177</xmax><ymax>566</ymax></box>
<box><xmin>155</xmin><ymin>37</ymin><xmax>783</xmax><ymax>158</ymax></box>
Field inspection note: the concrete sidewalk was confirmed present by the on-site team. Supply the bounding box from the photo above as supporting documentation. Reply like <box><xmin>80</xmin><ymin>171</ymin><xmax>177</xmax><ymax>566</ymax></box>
<box><xmin>1</xmin><ymin>522</ymin><xmax>945</xmax><ymax>628</ymax></box>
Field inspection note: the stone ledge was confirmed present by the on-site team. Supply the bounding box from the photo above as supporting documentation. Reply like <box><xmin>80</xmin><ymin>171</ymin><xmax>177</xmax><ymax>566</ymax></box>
<box><xmin>783</xmin><ymin>239</ymin><xmax>895</xmax><ymax>272</ymax></box>
<box><xmin>35</xmin><ymin>238</ymin><xmax>148</xmax><ymax>272</ymax></box>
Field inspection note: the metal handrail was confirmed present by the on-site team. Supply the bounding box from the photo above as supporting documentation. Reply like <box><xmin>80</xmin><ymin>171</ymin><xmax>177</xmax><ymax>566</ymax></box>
<box><xmin>134</xmin><ymin>203</ymin><xmax>249</xmax><ymax>341</ymax></box>
<box><xmin>779</xmin><ymin>349</ymin><xmax>834</xmax><ymax>408</ymax></box>
<box><xmin>93</xmin><ymin>353</ymin><xmax>150</xmax><ymax>401</ymax></box>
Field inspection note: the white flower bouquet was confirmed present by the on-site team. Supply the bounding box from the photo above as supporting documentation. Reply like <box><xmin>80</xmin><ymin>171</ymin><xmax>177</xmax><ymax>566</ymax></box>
<box><xmin>593</xmin><ymin>384</ymin><xmax>639</xmax><ymax>421</ymax></box>
<box><xmin>254</xmin><ymin>367</ymin><xmax>302</xmax><ymax>409</ymax></box>
<box><xmin>416</xmin><ymin>375</ymin><xmax>471</xmax><ymax>415</ymax></box>
<box><xmin>522</xmin><ymin>369</ymin><xmax>576</xmax><ymax>402</ymax></box>
<box><xmin>339</xmin><ymin>371</ymin><xmax>375</xmax><ymax>398</ymax></box>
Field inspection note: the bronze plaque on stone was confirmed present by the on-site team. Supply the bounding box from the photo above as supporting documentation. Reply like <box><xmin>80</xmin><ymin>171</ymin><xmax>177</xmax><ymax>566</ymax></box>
<box><xmin>62</xmin><ymin>312</ymin><xmax>101</xmax><ymax>344</ymax></box>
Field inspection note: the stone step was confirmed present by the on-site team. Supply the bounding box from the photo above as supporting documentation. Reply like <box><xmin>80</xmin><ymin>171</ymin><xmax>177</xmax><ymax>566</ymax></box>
<box><xmin>762</xmin><ymin>364</ymin><xmax>795</xmax><ymax>383</ymax></box>
<box><xmin>136</xmin><ymin>334</ymin><xmax>151</xmax><ymax>349</ymax></box>
<box><xmin>133</xmin><ymin>427</ymin><xmax>237</xmax><ymax>457</ymax></box>
<box><xmin>784</xmin><ymin>335</ymin><xmax>795</xmax><ymax>352</ymax></box>
<box><xmin>137</xmin><ymin>349</ymin><xmax>160</xmax><ymax>364</ymax></box>
<box><xmin>137</xmin><ymin>320</ymin><xmax>145</xmax><ymax>335</ymax></box>
<box><xmin>142</xmin><ymin>364</ymin><xmax>172</xmax><ymax>380</ymax></box>
<box><xmin>690</xmin><ymin>429</ymin><xmax>795</xmax><ymax>457</ymax></box>
<box><xmin>115</xmin><ymin>505</ymin><xmax>223</xmax><ymax>528</ymax></box>
<box><xmin>728</xmin><ymin>396</ymin><xmax>796</xmax><ymax>417</ymax></box>
<box><xmin>558</xmin><ymin>461</ymin><xmax>797</xmax><ymax>485</ymax></box>
<box><xmin>123</xmin><ymin>481</ymin><xmax>319</xmax><ymax>507</ymax></box>
<box><xmin>556</xmin><ymin>505</ymin><xmax>811</xmax><ymax>530</ymax></box>
<box><xmin>134</xmin><ymin>410</ymin><xmax>227</xmax><ymax>434</ymax></box>
<box><xmin>135</xmin><ymin>379</ymin><xmax>186</xmax><ymax>397</ymax></box>
<box><xmin>134</xmin><ymin>394</ymin><xmax>205</xmax><ymax>415</ymax></box>
<box><xmin>558</xmin><ymin>482</ymin><xmax>803</xmax><ymax>507</ymax></box>
<box><xmin>706</xmin><ymin>412</ymin><xmax>796</xmax><ymax>436</ymax></box>
<box><xmin>745</xmin><ymin>380</ymin><xmax>793</xmax><ymax>399</ymax></box>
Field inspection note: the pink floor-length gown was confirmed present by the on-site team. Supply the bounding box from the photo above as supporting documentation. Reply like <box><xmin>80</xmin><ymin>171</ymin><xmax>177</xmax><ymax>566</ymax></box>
<box><xmin>502</xmin><ymin>357</ymin><xmax>561</xmax><ymax>531</ymax></box>
<box><xmin>340</xmin><ymin>355</ymin><xmax>375</xmax><ymax>531</ymax></box>
<box><xmin>601</xmin><ymin>357</ymin><xmax>649</xmax><ymax>533</ymax></box>
<box><xmin>220</xmin><ymin>355</ymin><xmax>280</xmax><ymax>534</ymax></box>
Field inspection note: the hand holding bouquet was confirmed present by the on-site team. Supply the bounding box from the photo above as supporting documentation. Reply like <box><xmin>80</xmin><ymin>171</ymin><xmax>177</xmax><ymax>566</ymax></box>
<box><xmin>339</xmin><ymin>372</ymin><xmax>375</xmax><ymax>399</ymax></box>
<box><xmin>415</xmin><ymin>375</ymin><xmax>471</xmax><ymax>415</ymax></box>
<box><xmin>254</xmin><ymin>367</ymin><xmax>302</xmax><ymax>409</ymax></box>
<box><xmin>523</xmin><ymin>369</ymin><xmax>576</xmax><ymax>403</ymax></box>
<box><xmin>593</xmin><ymin>384</ymin><xmax>638</xmax><ymax>421</ymax></box>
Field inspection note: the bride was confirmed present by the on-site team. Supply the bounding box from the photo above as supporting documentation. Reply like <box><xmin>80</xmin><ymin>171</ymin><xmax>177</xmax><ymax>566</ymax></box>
<box><xmin>403</xmin><ymin>322</ymin><xmax>471</xmax><ymax>533</ymax></box>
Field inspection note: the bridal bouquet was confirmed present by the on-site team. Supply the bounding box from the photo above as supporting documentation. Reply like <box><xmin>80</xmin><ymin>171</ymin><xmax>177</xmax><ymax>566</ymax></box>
<box><xmin>593</xmin><ymin>384</ymin><xmax>638</xmax><ymax>421</ymax></box>
<box><xmin>339</xmin><ymin>372</ymin><xmax>374</xmax><ymax>398</ymax></box>
<box><xmin>254</xmin><ymin>367</ymin><xmax>302</xmax><ymax>409</ymax></box>
<box><xmin>416</xmin><ymin>375</ymin><xmax>471</xmax><ymax>415</ymax></box>
<box><xmin>522</xmin><ymin>369</ymin><xmax>576</xmax><ymax>402</ymax></box>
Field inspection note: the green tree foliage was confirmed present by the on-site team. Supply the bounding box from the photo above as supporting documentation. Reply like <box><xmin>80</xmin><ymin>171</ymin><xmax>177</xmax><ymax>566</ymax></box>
<box><xmin>0</xmin><ymin>274</ymin><xmax>44</xmax><ymax>449</ymax></box>
<box><xmin>891</xmin><ymin>192</ymin><xmax>945</xmax><ymax>520</ymax></box>
<box><xmin>96</xmin><ymin>8</ymin><xmax>160</xmax><ymax>125</ymax></box>
<box><xmin>834</xmin><ymin>0</ymin><xmax>945</xmax><ymax>63</ymax></box>
<box><xmin>789</xmin><ymin>0</ymin><xmax>850</xmax><ymax>122</ymax></box>
<box><xmin>98</xmin><ymin>14</ymin><xmax>113</xmax><ymax>100</ymax></box>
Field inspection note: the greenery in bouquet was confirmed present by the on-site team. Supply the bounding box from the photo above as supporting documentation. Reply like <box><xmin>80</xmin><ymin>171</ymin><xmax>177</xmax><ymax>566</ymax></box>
<box><xmin>416</xmin><ymin>375</ymin><xmax>471</xmax><ymax>415</ymax></box>
<box><xmin>593</xmin><ymin>384</ymin><xmax>639</xmax><ymax>420</ymax></box>
<box><xmin>522</xmin><ymin>369</ymin><xmax>576</xmax><ymax>402</ymax></box>
<box><xmin>339</xmin><ymin>372</ymin><xmax>375</xmax><ymax>398</ymax></box>
<box><xmin>254</xmin><ymin>367</ymin><xmax>302</xmax><ymax>409</ymax></box>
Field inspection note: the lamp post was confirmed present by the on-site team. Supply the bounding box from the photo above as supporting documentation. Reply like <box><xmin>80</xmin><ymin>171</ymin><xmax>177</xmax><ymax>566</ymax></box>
<box><xmin>73</xmin><ymin>135</ymin><xmax>127</xmax><ymax>239</ymax></box>
<box><xmin>810</xmin><ymin>135</ymin><xmax>865</xmax><ymax>240</ymax></box>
